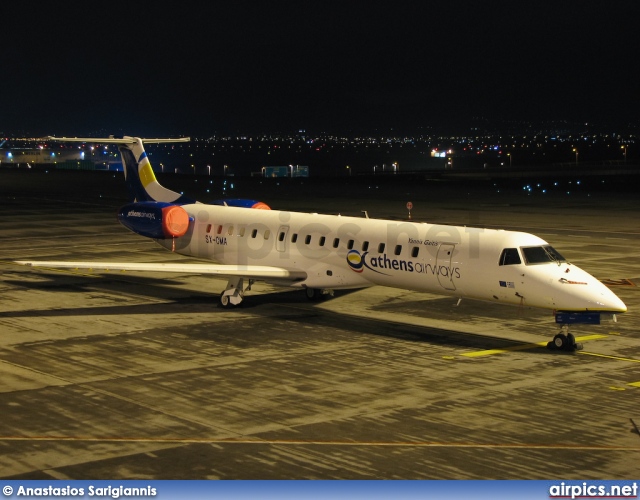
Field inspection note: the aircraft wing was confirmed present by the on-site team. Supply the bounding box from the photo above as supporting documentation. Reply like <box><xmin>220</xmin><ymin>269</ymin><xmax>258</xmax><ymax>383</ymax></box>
<box><xmin>14</xmin><ymin>261</ymin><xmax>307</xmax><ymax>281</ymax></box>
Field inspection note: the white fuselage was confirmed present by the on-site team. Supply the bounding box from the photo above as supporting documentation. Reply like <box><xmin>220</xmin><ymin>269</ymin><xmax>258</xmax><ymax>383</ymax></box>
<box><xmin>157</xmin><ymin>204</ymin><xmax>626</xmax><ymax>313</ymax></box>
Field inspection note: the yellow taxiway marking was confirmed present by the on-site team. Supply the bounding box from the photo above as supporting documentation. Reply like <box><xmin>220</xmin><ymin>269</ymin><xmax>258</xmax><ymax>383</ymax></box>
<box><xmin>462</xmin><ymin>335</ymin><xmax>640</xmax><ymax>364</ymax></box>
<box><xmin>462</xmin><ymin>342</ymin><xmax>548</xmax><ymax>357</ymax></box>
<box><xmin>461</xmin><ymin>334</ymin><xmax>608</xmax><ymax>357</ymax></box>
<box><xmin>628</xmin><ymin>381</ymin><xmax>640</xmax><ymax>387</ymax></box>
<box><xmin>578</xmin><ymin>352</ymin><xmax>640</xmax><ymax>363</ymax></box>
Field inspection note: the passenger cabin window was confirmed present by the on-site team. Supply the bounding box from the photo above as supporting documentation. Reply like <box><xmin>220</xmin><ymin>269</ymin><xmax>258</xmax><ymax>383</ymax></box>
<box><xmin>319</xmin><ymin>236</ymin><xmax>326</xmax><ymax>246</ymax></box>
<box><xmin>411</xmin><ymin>246</ymin><xmax>419</xmax><ymax>258</ymax></box>
<box><xmin>206</xmin><ymin>224</ymin><xmax>212</xmax><ymax>233</ymax></box>
<box><xmin>239</xmin><ymin>227</ymin><xmax>245</xmax><ymax>237</ymax></box>
<box><xmin>499</xmin><ymin>248</ymin><xmax>522</xmax><ymax>266</ymax></box>
<box><xmin>264</xmin><ymin>230</ymin><xmax>270</xmax><ymax>240</ymax></box>
<box><xmin>521</xmin><ymin>245</ymin><xmax>566</xmax><ymax>265</ymax></box>
<box><xmin>378</xmin><ymin>243</ymin><xmax>385</xmax><ymax>253</ymax></box>
<box><xmin>305</xmin><ymin>235</ymin><xmax>312</xmax><ymax>245</ymax></box>
<box><xmin>394</xmin><ymin>244</ymin><xmax>402</xmax><ymax>256</ymax></box>
<box><xmin>251</xmin><ymin>229</ymin><xmax>258</xmax><ymax>238</ymax></box>
<box><xmin>347</xmin><ymin>239</ymin><xmax>355</xmax><ymax>250</ymax></box>
<box><xmin>217</xmin><ymin>225</ymin><xmax>223</xmax><ymax>234</ymax></box>
<box><xmin>333</xmin><ymin>237</ymin><xmax>340</xmax><ymax>248</ymax></box>
<box><xmin>291</xmin><ymin>233</ymin><xmax>298</xmax><ymax>243</ymax></box>
<box><xmin>362</xmin><ymin>241</ymin><xmax>369</xmax><ymax>251</ymax></box>
<box><xmin>278</xmin><ymin>231</ymin><xmax>286</xmax><ymax>242</ymax></box>
<box><xmin>227</xmin><ymin>226</ymin><xmax>234</xmax><ymax>236</ymax></box>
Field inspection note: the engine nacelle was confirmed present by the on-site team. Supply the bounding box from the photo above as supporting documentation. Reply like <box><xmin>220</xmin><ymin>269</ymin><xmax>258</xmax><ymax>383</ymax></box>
<box><xmin>118</xmin><ymin>202</ymin><xmax>190</xmax><ymax>239</ymax></box>
<box><xmin>212</xmin><ymin>199</ymin><xmax>271</xmax><ymax>210</ymax></box>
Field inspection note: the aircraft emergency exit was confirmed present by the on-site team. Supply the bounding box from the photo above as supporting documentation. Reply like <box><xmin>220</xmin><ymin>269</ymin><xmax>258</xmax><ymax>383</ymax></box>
<box><xmin>16</xmin><ymin>136</ymin><xmax>627</xmax><ymax>351</ymax></box>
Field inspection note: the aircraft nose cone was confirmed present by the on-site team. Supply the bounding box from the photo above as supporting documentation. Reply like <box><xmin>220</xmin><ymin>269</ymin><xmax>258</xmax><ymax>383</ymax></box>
<box><xmin>567</xmin><ymin>266</ymin><xmax>627</xmax><ymax>313</ymax></box>
<box><xmin>598</xmin><ymin>286</ymin><xmax>627</xmax><ymax>313</ymax></box>
<box><xmin>610</xmin><ymin>295</ymin><xmax>627</xmax><ymax>313</ymax></box>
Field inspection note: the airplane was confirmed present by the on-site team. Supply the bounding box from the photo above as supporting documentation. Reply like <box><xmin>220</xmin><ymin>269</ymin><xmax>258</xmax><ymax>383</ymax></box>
<box><xmin>15</xmin><ymin>136</ymin><xmax>627</xmax><ymax>352</ymax></box>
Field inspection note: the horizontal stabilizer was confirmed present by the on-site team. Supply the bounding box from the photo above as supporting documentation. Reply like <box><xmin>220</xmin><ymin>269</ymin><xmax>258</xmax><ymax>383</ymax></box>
<box><xmin>14</xmin><ymin>261</ymin><xmax>307</xmax><ymax>281</ymax></box>
<box><xmin>47</xmin><ymin>136</ymin><xmax>190</xmax><ymax>144</ymax></box>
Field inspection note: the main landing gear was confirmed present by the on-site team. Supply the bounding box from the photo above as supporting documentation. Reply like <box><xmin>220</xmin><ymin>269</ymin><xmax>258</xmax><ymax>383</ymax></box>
<box><xmin>547</xmin><ymin>326</ymin><xmax>583</xmax><ymax>352</ymax></box>
<box><xmin>304</xmin><ymin>287</ymin><xmax>333</xmax><ymax>301</ymax></box>
<box><xmin>218</xmin><ymin>281</ymin><xmax>335</xmax><ymax>308</ymax></box>
<box><xmin>219</xmin><ymin>277</ymin><xmax>252</xmax><ymax>308</ymax></box>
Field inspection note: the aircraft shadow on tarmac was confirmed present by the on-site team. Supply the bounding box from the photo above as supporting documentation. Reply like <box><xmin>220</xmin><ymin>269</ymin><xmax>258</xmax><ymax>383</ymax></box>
<box><xmin>2</xmin><ymin>269</ymin><xmax>561</xmax><ymax>355</ymax></box>
<box><xmin>5</xmin><ymin>272</ymin><xmax>187</xmax><ymax>290</ymax></box>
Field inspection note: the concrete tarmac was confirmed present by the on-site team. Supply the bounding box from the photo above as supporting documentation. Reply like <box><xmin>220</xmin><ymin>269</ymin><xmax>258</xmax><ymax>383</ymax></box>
<box><xmin>0</xmin><ymin>171</ymin><xmax>639</xmax><ymax>479</ymax></box>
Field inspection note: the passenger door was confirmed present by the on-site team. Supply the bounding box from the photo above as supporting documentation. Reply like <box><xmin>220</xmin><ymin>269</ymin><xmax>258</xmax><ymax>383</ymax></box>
<box><xmin>436</xmin><ymin>243</ymin><xmax>457</xmax><ymax>291</ymax></box>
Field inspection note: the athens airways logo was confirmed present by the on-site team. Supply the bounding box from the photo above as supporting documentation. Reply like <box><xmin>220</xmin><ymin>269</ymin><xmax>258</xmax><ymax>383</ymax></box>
<box><xmin>346</xmin><ymin>249</ymin><xmax>462</xmax><ymax>279</ymax></box>
<box><xmin>347</xmin><ymin>250</ymin><xmax>404</xmax><ymax>276</ymax></box>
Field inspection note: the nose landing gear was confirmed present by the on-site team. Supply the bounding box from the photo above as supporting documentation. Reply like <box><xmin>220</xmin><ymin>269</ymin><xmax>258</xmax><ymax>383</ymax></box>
<box><xmin>547</xmin><ymin>326</ymin><xmax>583</xmax><ymax>351</ymax></box>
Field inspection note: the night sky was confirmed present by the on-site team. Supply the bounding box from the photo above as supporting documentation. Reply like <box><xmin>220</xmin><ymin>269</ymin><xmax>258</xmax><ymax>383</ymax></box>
<box><xmin>3</xmin><ymin>1</ymin><xmax>639</xmax><ymax>137</ymax></box>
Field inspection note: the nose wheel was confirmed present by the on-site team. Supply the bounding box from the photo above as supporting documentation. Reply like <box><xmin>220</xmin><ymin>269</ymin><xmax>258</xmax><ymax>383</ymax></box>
<box><xmin>547</xmin><ymin>327</ymin><xmax>583</xmax><ymax>351</ymax></box>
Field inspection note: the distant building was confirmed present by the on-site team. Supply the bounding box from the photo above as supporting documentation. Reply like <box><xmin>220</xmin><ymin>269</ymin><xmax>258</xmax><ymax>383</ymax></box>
<box><xmin>1</xmin><ymin>146</ymin><xmax>119</xmax><ymax>170</ymax></box>
<box><xmin>262</xmin><ymin>165</ymin><xmax>309</xmax><ymax>178</ymax></box>
<box><xmin>1</xmin><ymin>148</ymin><xmax>77</xmax><ymax>165</ymax></box>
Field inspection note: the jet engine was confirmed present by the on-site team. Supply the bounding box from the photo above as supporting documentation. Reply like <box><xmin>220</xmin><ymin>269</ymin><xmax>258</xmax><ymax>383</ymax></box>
<box><xmin>212</xmin><ymin>199</ymin><xmax>271</xmax><ymax>209</ymax></box>
<box><xmin>117</xmin><ymin>202</ymin><xmax>190</xmax><ymax>239</ymax></box>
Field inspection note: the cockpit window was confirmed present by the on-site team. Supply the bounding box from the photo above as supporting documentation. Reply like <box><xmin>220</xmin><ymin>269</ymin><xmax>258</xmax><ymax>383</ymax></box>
<box><xmin>499</xmin><ymin>248</ymin><xmax>522</xmax><ymax>266</ymax></box>
<box><xmin>521</xmin><ymin>245</ymin><xmax>566</xmax><ymax>265</ymax></box>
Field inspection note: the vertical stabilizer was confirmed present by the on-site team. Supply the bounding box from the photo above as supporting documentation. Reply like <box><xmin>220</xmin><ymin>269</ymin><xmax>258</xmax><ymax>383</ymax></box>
<box><xmin>118</xmin><ymin>137</ymin><xmax>196</xmax><ymax>204</ymax></box>
<box><xmin>47</xmin><ymin>136</ymin><xmax>196</xmax><ymax>204</ymax></box>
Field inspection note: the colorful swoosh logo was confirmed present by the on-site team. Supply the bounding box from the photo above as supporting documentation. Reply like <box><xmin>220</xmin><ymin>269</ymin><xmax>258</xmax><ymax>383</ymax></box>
<box><xmin>346</xmin><ymin>250</ymin><xmax>388</xmax><ymax>275</ymax></box>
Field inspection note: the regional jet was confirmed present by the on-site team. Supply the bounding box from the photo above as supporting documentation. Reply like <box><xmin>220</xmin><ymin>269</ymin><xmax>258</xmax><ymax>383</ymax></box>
<box><xmin>15</xmin><ymin>136</ymin><xmax>627</xmax><ymax>351</ymax></box>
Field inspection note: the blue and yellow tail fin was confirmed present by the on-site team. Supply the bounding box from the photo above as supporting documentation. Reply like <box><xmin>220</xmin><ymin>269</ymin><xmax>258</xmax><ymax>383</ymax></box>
<box><xmin>118</xmin><ymin>137</ymin><xmax>196</xmax><ymax>204</ymax></box>
<box><xmin>48</xmin><ymin>136</ymin><xmax>196</xmax><ymax>204</ymax></box>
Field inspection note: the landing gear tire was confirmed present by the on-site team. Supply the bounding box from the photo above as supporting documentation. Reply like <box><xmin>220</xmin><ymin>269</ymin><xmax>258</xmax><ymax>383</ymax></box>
<box><xmin>566</xmin><ymin>333</ymin><xmax>583</xmax><ymax>351</ymax></box>
<box><xmin>220</xmin><ymin>292</ymin><xmax>232</xmax><ymax>309</ymax></box>
<box><xmin>547</xmin><ymin>332</ymin><xmax>579</xmax><ymax>351</ymax></box>
<box><xmin>219</xmin><ymin>291</ymin><xmax>242</xmax><ymax>308</ymax></box>
<box><xmin>551</xmin><ymin>333</ymin><xmax>568</xmax><ymax>350</ymax></box>
<box><xmin>305</xmin><ymin>288</ymin><xmax>322</xmax><ymax>301</ymax></box>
